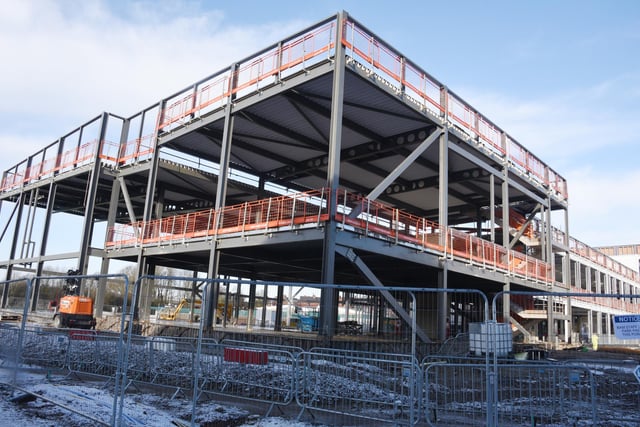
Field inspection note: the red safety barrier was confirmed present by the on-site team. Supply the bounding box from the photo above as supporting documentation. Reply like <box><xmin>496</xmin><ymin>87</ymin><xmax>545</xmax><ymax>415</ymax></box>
<box><xmin>223</xmin><ymin>347</ymin><xmax>268</xmax><ymax>365</ymax></box>
<box><xmin>69</xmin><ymin>330</ymin><xmax>97</xmax><ymax>341</ymax></box>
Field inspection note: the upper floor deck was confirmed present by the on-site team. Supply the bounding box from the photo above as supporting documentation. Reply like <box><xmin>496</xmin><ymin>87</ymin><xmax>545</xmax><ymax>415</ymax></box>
<box><xmin>1</xmin><ymin>14</ymin><xmax>566</xmax><ymax>204</ymax></box>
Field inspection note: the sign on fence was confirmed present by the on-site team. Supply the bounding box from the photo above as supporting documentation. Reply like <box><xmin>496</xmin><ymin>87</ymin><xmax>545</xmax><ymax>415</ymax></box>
<box><xmin>613</xmin><ymin>315</ymin><xmax>640</xmax><ymax>339</ymax></box>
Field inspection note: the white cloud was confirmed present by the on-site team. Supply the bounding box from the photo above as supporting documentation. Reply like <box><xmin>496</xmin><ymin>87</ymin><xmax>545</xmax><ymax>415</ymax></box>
<box><xmin>0</xmin><ymin>134</ymin><xmax>51</xmax><ymax>168</ymax></box>
<box><xmin>0</xmin><ymin>0</ymin><xmax>307</xmax><ymax>166</ymax></box>
<box><xmin>565</xmin><ymin>167</ymin><xmax>640</xmax><ymax>246</ymax></box>
<box><xmin>460</xmin><ymin>74</ymin><xmax>640</xmax><ymax>165</ymax></box>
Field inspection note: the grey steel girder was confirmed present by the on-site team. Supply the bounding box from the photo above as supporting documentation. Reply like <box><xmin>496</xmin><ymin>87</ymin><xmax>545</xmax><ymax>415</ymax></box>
<box><xmin>336</xmin><ymin>245</ymin><xmax>431</xmax><ymax>343</ymax></box>
<box><xmin>364</xmin><ymin>128</ymin><xmax>443</xmax><ymax>203</ymax></box>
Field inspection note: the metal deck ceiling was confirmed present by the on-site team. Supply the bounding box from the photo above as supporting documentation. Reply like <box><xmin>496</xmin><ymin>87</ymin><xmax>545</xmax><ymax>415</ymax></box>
<box><xmin>157</xmin><ymin>61</ymin><xmax>551</xmax><ymax>226</ymax></box>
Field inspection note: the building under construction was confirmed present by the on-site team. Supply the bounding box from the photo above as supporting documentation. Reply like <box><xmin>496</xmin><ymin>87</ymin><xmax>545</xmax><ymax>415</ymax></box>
<box><xmin>1</xmin><ymin>11</ymin><xmax>639</xmax><ymax>345</ymax></box>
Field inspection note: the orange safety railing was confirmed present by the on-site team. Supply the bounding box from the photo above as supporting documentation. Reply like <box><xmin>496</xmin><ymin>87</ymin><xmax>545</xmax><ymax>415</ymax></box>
<box><xmin>494</xmin><ymin>207</ymin><xmax>537</xmax><ymax>240</ymax></box>
<box><xmin>549</xmin><ymin>228</ymin><xmax>640</xmax><ymax>284</ymax></box>
<box><xmin>1</xmin><ymin>169</ymin><xmax>25</xmax><ymax>191</ymax></box>
<box><xmin>99</xmin><ymin>140</ymin><xmax>121</xmax><ymax>162</ymax></box>
<box><xmin>341</xmin><ymin>19</ymin><xmax>568</xmax><ymax>202</ymax></box>
<box><xmin>342</xmin><ymin>21</ymin><xmax>441</xmax><ymax>115</ymax></box>
<box><xmin>0</xmin><ymin>136</ymin><xmax>155</xmax><ymax>192</ymax></box>
<box><xmin>335</xmin><ymin>189</ymin><xmax>552</xmax><ymax>284</ymax></box>
<box><xmin>116</xmin><ymin>135</ymin><xmax>155</xmax><ymax>166</ymax></box>
<box><xmin>106</xmin><ymin>189</ymin><xmax>331</xmax><ymax>248</ymax></box>
<box><xmin>570</xmin><ymin>235</ymin><xmax>640</xmax><ymax>283</ymax></box>
<box><xmin>572</xmin><ymin>286</ymin><xmax>638</xmax><ymax>313</ymax></box>
<box><xmin>106</xmin><ymin>188</ymin><xmax>551</xmax><ymax>285</ymax></box>
<box><xmin>1</xmin><ymin>140</ymin><xmax>99</xmax><ymax>192</ymax></box>
<box><xmin>156</xmin><ymin>21</ymin><xmax>337</xmax><ymax>131</ymax></box>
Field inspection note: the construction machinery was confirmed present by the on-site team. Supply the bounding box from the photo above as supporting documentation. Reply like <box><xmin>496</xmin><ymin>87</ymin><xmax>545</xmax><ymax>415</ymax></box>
<box><xmin>158</xmin><ymin>298</ymin><xmax>191</xmax><ymax>321</ymax></box>
<box><xmin>157</xmin><ymin>299</ymin><xmax>232</xmax><ymax>323</ymax></box>
<box><xmin>52</xmin><ymin>269</ymin><xmax>96</xmax><ymax>329</ymax></box>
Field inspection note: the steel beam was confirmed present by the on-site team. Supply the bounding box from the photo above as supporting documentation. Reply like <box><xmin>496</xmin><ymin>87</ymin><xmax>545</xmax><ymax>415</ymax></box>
<box><xmin>0</xmin><ymin>199</ymin><xmax>19</xmax><ymax>243</ymax></box>
<box><xmin>366</xmin><ymin>128</ymin><xmax>443</xmax><ymax>203</ymax></box>
<box><xmin>117</xmin><ymin>177</ymin><xmax>138</xmax><ymax>227</ymax></box>
<box><xmin>508</xmin><ymin>203</ymin><xmax>542</xmax><ymax>249</ymax></box>
<box><xmin>268</xmin><ymin>126</ymin><xmax>434</xmax><ymax>180</ymax></box>
<box><xmin>336</xmin><ymin>245</ymin><xmax>431</xmax><ymax>343</ymax></box>
<box><xmin>448</xmin><ymin>142</ymin><xmax>547</xmax><ymax>206</ymax></box>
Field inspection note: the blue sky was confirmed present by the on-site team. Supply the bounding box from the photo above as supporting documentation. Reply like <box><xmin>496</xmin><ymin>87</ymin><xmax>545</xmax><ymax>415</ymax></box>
<box><xmin>0</xmin><ymin>0</ymin><xmax>639</xmax><ymax>255</ymax></box>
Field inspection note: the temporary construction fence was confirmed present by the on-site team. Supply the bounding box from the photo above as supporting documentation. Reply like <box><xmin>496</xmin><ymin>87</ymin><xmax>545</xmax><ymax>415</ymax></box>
<box><xmin>297</xmin><ymin>347</ymin><xmax>421</xmax><ymax>425</ymax></box>
<box><xmin>0</xmin><ymin>273</ymin><xmax>132</xmax><ymax>426</ymax></box>
<box><xmin>3</xmin><ymin>277</ymin><xmax>640</xmax><ymax>426</ymax></box>
<box><xmin>423</xmin><ymin>358</ymin><xmax>596</xmax><ymax>426</ymax></box>
<box><xmin>489</xmin><ymin>290</ymin><xmax>640</xmax><ymax>427</ymax></box>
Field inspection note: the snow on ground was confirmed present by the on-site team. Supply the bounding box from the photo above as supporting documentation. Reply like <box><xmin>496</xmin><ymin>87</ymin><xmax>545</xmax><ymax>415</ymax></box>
<box><xmin>0</xmin><ymin>370</ymin><xmax>322</xmax><ymax>427</ymax></box>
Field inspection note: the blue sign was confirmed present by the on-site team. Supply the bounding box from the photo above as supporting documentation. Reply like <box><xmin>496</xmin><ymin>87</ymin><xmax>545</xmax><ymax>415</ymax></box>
<box><xmin>634</xmin><ymin>365</ymin><xmax>640</xmax><ymax>384</ymax></box>
<box><xmin>613</xmin><ymin>315</ymin><xmax>640</xmax><ymax>339</ymax></box>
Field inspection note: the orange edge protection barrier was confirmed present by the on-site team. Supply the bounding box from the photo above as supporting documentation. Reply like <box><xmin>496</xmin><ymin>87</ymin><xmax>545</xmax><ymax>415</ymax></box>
<box><xmin>106</xmin><ymin>188</ymin><xmax>551</xmax><ymax>285</ymax></box>
<box><xmin>157</xmin><ymin>22</ymin><xmax>336</xmax><ymax>130</ymax></box>
<box><xmin>0</xmin><ymin>138</ymin><xmax>155</xmax><ymax>192</ymax></box>
<box><xmin>340</xmin><ymin>19</ymin><xmax>566</xmax><ymax>200</ymax></box>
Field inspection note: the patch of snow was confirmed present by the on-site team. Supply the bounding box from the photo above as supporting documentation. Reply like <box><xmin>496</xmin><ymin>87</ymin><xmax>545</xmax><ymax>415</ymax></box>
<box><xmin>1</xmin><ymin>368</ymin><xmax>325</xmax><ymax>427</ymax></box>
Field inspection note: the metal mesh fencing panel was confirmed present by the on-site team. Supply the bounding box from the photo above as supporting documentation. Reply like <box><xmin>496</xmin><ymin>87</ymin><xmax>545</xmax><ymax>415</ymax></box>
<box><xmin>1</xmin><ymin>275</ymin><xmax>131</xmax><ymax>427</ymax></box>
<box><xmin>198</xmin><ymin>341</ymin><xmax>296</xmax><ymax>406</ymax></box>
<box><xmin>19</xmin><ymin>327</ymin><xmax>70</xmax><ymax>370</ymax></box>
<box><xmin>423</xmin><ymin>360</ymin><xmax>487</xmax><ymax>426</ymax></box>
<box><xmin>1</xmin><ymin>279</ymin><xmax>29</xmax><ymax>312</ymax></box>
<box><xmin>297</xmin><ymin>348</ymin><xmax>421</xmax><ymax>425</ymax></box>
<box><xmin>147</xmin><ymin>336</ymin><xmax>197</xmax><ymax>393</ymax></box>
<box><xmin>67</xmin><ymin>331</ymin><xmax>107</xmax><ymax>376</ymax></box>
<box><xmin>0</xmin><ymin>324</ymin><xmax>20</xmax><ymax>368</ymax></box>
<box><xmin>557</xmin><ymin>358</ymin><xmax>640</xmax><ymax>426</ymax></box>
<box><xmin>122</xmin><ymin>334</ymin><xmax>153</xmax><ymax>384</ymax></box>
<box><xmin>495</xmin><ymin>362</ymin><xmax>595</xmax><ymax>426</ymax></box>
<box><xmin>424</xmin><ymin>360</ymin><xmax>597</xmax><ymax>426</ymax></box>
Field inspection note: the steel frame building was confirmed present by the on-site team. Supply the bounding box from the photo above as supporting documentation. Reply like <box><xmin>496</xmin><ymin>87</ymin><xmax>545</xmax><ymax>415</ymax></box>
<box><xmin>1</xmin><ymin>11</ymin><xmax>639</xmax><ymax>344</ymax></box>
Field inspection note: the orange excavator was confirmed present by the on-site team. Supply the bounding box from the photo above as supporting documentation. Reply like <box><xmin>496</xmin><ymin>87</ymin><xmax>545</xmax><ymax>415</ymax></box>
<box><xmin>52</xmin><ymin>269</ymin><xmax>96</xmax><ymax>329</ymax></box>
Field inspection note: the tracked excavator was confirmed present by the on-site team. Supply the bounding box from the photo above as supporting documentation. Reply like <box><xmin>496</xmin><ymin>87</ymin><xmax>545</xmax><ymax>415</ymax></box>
<box><xmin>52</xmin><ymin>269</ymin><xmax>96</xmax><ymax>329</ymax></box>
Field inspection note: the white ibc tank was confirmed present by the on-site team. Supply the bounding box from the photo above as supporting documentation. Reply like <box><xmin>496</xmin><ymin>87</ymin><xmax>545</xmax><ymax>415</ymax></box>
<box><xmin>469</xmin><ymin>322</ymin><xmax>512</xmax><ymax>356</ymax></box>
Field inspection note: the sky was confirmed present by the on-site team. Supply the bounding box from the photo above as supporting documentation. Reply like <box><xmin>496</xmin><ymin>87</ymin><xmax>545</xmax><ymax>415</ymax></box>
<box><xmin>0</xmin><ymin>0</ymin><xmax>639</xmax><ymax>252</ymax></box>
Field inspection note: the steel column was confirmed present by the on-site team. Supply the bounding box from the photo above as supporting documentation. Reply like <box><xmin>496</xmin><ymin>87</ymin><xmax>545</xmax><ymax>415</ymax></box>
<box><xmin>490</xmin><ymin>174</ymin><xmax>496</xmax><ymax>242</ymax></box>
<box><xmin>4</xmin><ymin>192</ymin><xmax>25</xmax><ymax>285</ymax></box>
<box><xmin>134</xmin><ymin>102</ymin><xmax>163</xmax><ymax>317</ymax></box>
<box><xmin>96</xmin><ymin>176</ymin><xmax>122</xmax><ymax>318</ymax></box>
<box><xmin>319</xmin><ymin>11</ymin><xmax>348</xmax><ymax>337</ymax></box>
<box><xmin>204</xmin><ymin>64</ymin><xmax>237</xmax><ymax>328</ymax></box>
<box><xmin>77</xmin><ymin>112</ymin><xmax>109</xmax><ymax>277</ymax></box>
<box><xmin>31</xmin><ymin>182</ymin><xmax>57</xmax><ymax>311</ymax></box>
